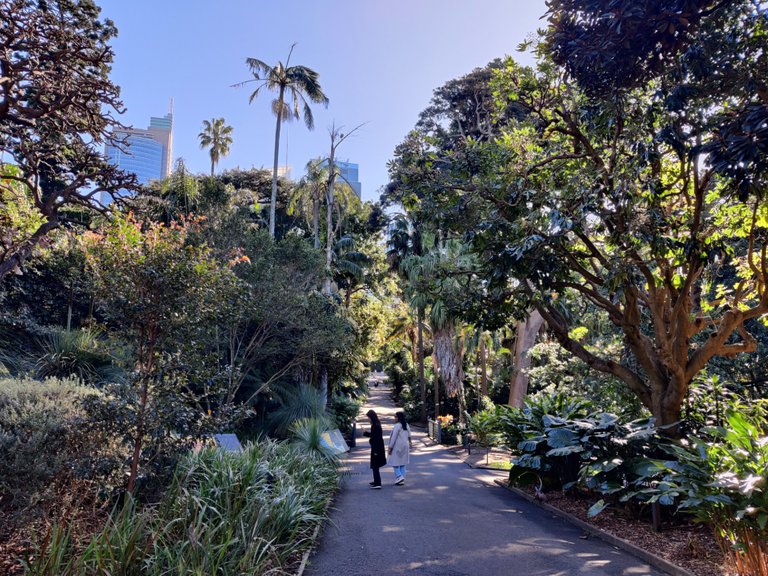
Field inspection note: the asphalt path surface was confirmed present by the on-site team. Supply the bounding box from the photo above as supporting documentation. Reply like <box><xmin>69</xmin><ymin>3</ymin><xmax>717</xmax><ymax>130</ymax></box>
<box><xmin>305</xmin><ymin>382</ymin><xmax>665</xmax><ymax>576</ymax></box>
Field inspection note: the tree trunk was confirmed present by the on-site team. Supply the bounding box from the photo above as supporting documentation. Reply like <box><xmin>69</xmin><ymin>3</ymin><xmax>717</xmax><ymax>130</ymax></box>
<box><xmin>433</xmin><ymin>325</ymin><xmax>463</xmax><ymax>397</ymax></box>
<box><xmin>433</xmin><ymin>355</ymin><xmax>440</xmax><ymax>418</ymax></box>
<box><xmin>324</xmin><ymin>143</ymin><xmax>335</xmax><ymax>295</ymax></box>
<box><xmin>269</xmin><ymin>86</ymin><xmax>285</xmax><ymax>238</ymax></box>
<box><xmin>417</xmin><ymin>307</ymin><xmax>426</xmax><ymax>424</ymax></box>
<box><xmin>508</xmin><ymin>310</ymin><xmax>544</xmax><ymax>407</ymax></box>
<box><xmin>320</xmin><ymin>369</ymin><xmax>329</xmax><ymax>410</ymax></box>
<box><xmin>210</xmin><ymin>157</ymin><xmax>215</xmax><ymax>176</ymax></box>
<box><xmin>652</xmin><ymin>386</ymin><xmax>685</xmax><ymax>438</ymax></box>
<box><xmin>313</xmin><ymin>193</ymin><xmax>320</xmax><ymax>249</ymax></box>
<box><xmin>479</xmin><ymin>335</ymin><xmax>488</xmax><ymax>397</ymax></box>
<box><xmin>126</xmin><ymin>377</ymin><xmax>148</xmax><ymax>495</ymax></box>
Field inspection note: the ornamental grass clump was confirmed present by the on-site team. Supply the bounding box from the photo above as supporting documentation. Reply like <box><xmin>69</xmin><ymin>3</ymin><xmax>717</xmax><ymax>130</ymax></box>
<box><xmin>27</xmin><ymin>439</ymin><xmax>339</xmax><ymax>575</ymax></box>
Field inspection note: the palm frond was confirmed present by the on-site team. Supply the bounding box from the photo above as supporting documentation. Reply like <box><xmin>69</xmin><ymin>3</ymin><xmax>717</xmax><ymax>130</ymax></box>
<box><xmin>245</xmin><ymin>57</ymin><xmax>274</xmax><ymax>79</ymax></box>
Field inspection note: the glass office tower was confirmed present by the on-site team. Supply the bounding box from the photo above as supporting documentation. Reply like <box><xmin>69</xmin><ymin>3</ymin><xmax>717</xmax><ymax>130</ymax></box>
<box><xmin>105</xmin><ymin>112</ymin><xmax>173</xmax><ymax>188</ymax></box>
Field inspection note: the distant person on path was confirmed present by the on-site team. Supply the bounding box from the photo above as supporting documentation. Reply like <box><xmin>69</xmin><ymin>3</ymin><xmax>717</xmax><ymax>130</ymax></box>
<box><xmin>387</xmin><ymin>411</ymin><xmax>413</xmax><ymax>485</ymax></box>
<box><xmin>366</xmin><ymin>409</ymin><xmax>386</xmax><ymax>489</ymax></box>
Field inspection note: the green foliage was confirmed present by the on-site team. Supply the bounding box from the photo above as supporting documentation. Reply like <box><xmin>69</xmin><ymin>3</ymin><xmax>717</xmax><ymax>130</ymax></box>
<box><xmin>464</xmin><ymin>406</ymin><xmax>501</xmax><ymax>448</ymax></box>
<box><xmin>328</xmin><ymin>393</ymin><xmax>361</xmax><ymax>435</ymax></box>
<box><xmin>497</xmin><ymin>393</ymin><xmax>592</xmax><ymax>454</ymax></box>
<box><xmin>641</xmin><ymin>407</ymin><xmax>768</xmax><ymax>572</ymax></box>
<box><xmin>268</xmin><ymin>383</ymin><xmax>328</xmax><ymax>438</ymax></box>
<box><xmin>27</xmin><ymin>441</ymin><xmax>338</xmax><ymax>575</ymax></box>
<box><xmin>34</xmin><ymin>328</ymin><xmax>118</xmax><ymax>384</ymax></box>
<box><xmin>0</xmin><ymin>164</ymin><xmax>45</xmax><ymax>261</ymax></box>
<box><xmin>527</xmin><ymin>339</ymin><xmax>644</xmax><ymax>419</ymax></box>
<box><xmin>497</xmin><ymin>392</ymin><xmax>664</xmax><ymax>501</ymax></box>
<box><xmin>385</xmin><ymin>348</ymin><xmax>415</xmax><ymax>402</ymax></box>
<box><xmin>83</xmin><ymin>215</ymin><xmax>244</xmax><ymax>493</ymax></box>
<box><xmin>290</xmin><ymin>417</ymin><xmax>339</xmax><ymax>461</ymax></box>
<box><xmin>0</xmin><ymin>377</ymin><xmax>121</xmax><ymax>511</ymax></box>
<box><xmin>682</xmin><ymin>372</ymin><xmax>740</xmax><ymax>431</ymax></box>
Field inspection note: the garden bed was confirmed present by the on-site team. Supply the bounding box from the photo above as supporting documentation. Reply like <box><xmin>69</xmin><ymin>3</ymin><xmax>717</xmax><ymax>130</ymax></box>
<box><xmin>510</xmin><ymin>483</ymin><xmax>729</xmax><ymax>576</ymax></box>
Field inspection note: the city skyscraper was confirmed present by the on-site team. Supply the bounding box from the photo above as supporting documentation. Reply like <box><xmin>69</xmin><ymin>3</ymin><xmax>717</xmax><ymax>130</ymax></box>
<box><xmin>322</xmin><ymin>160</ymin><xmax>361</xmax><ymax>198</ymax></box>
<box><xmin>105</xmin><ymin>110</ymin><xmax>173</xmax><ymax>187</ymax></box>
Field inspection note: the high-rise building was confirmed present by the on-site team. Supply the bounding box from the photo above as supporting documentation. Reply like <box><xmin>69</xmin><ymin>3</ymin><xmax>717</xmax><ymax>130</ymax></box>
<box><xmin>276</xmin><ymin>165</ymin><xmax>292</xmax><ymax>179</ymax></box>
<box><xmin>105</xmin><ymin>111</ymin><xmax>173</xmax><ymax>187</ymax></box>
<box><xmin>322</xmin><ymin>160</ymin><xmax>361</xmax><ymax>198</ymax></box>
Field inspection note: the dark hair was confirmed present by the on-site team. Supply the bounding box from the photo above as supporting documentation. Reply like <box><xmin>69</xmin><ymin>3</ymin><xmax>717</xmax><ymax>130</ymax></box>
<box><xmin>366</xmin><ymin>409</ymin><xmax>381</xmax><ymax>427</ymax></box>
<box><xmin>395</xmin><ymin>411</ymin><xmax>408</xmax><ymax>430</ymax></box>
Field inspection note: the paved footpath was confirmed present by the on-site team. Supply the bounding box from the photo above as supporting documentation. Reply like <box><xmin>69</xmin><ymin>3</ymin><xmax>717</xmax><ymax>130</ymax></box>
<box><xmin>305</xmin><ymin>383</ymin><xmax>665</xmax><ymax>576</ymax></box>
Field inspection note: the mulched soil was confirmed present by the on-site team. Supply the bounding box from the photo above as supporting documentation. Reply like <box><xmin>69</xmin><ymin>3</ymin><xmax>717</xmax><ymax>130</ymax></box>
<box><xmin>447</xmin><ymin>444</ymin><xmax>731</xmax><ymax>576</ymax></box>
<box><xmin>0</xmin><ymin>479</ymin><xmax>111</xmax><ymax>576</ymax></box>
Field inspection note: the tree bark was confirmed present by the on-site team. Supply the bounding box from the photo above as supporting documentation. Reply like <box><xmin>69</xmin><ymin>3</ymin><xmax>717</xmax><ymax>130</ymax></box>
<box><xmin>508</xmin><ymin>310</ymin><xmax>545</xmax><ymax>407</ymax></box>
<box><xmin>0</xmin><ymin>219</ymin><xmax>60</xmax><ymax>282</ymax></box>
<box><xmin>320</xmin><ymin>369</ymin><xmax>328</xmax><ymax>411</ymax></box>
<box><xmin>479</xmin><ymin>335</ymin><xmax>488</xmax><ymax>397</ymax></box>
<box><xmin>126</xmin><ymin>377</ymin><xmax>148</xmax><ymax>495</ymax></box>
<box><xmin>433</xmin><ymin>325</ymin><xmax>463</xmax><ymax>397</ymax></box>
<box><xmin>269</xmin><ymin>85</ymin><xmax>285</xmax><ymax>238</ymax></box>
<box><xmin>313</xmin><ymin>192</ymin><xmax>320</xmax><ymax>249</ymax></box>
<box><xmin>324</xmin><ymin>141</ymin><xmax>335</xmax><ymax>295</ymax></box>
<box><xmin>417</xmin><ymin>307</ymin><xmax>426</xmax><ymax>424</ymax></box>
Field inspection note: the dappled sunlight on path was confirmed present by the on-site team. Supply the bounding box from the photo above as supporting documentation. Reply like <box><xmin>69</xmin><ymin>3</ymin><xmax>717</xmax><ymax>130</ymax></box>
<box><xmin>305</xmin><ymin>378</ymin><xmax>664</xmax><ymax>576</ymax></box>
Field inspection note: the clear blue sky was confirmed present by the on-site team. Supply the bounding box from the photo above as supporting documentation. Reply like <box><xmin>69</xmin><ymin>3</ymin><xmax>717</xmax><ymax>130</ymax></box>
<box><xmin>98</xmin><ymin>1</ymin><xmax>547</xmax><ymax>202</ymax></box>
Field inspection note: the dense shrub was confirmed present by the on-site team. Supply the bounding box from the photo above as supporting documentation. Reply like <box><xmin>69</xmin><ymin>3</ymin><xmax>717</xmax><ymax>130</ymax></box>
<box><xmin>384</xmin><ymin>348</ymin><xmax>414</xmax><ymax>402</ymax></box>
<box><xmin>328</xmin><ymin>394</ymin><xmax>361</xmax><ymax>435</ymax></box>
<box><xmin>644</xmin><ymin>407</ymin><xmax>768</xmax><ymax>575</ymax></box>
<box><xmin>498</xmin><ymin>393</ymin><xmax>663</xmax><ymax>499</ymax></box>
<box><xmin>267</xmin><ymin>382</ymin><xmax>328</xmax><ymax>438</ymax></box>
<box><xmin>0</xmin><ymin>377</ymin><xmax>121</xmax><ymax>511</ymax></box>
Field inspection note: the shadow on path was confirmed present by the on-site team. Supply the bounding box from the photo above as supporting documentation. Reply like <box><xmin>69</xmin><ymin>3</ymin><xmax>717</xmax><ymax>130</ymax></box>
<box><xmin>306</xmin><ymin>381</ymin><xmax>664</xmax><ymax>576</ymax></box>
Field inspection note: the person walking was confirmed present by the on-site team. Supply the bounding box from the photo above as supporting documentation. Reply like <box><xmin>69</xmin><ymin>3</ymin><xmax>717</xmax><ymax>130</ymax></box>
<box><xmin>366</xmin><ymin>409</ymin><xmax>386</xmax><ymax>489</ymax></box>
<box><xmin>387</xmin><ymin>411</ymin><xmax>413</xmax><ymax>485</ymax></box>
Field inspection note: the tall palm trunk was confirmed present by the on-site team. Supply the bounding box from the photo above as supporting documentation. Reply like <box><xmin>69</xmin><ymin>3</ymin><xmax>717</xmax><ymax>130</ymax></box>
<box><xmin>313</xmin><ymin>193</ymin><xmax>320</xmax><ymax>249</ymax></box>
<box><xmin>210</xmin><ymin>158</ymin><xmax>215</xmax><ymax>176</ymax></box>
<box><xmin>324</xmin><ymin>144</ymin><xmax>335</xmax><ymax>294</ymax></box>
<box><xmin>417</xmin><ymin>307</ymin><xmax>426</xmax><ymax>424</ymax></box>
<box><xmin>269</xmin><ymin>85</ymin><xmax>286</xmax><ymax>238</ymax></box>
<box><xmin>480</xmin><ymin>335</ymin><xmax>488</xmax><ymax>397</ymax></box>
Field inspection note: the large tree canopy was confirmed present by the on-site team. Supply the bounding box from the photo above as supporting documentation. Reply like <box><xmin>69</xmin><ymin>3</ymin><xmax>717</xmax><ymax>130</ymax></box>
<box><xmin>384</xmin><ymin>5</ymin><xmax>768</xmax><ymax>435</ymax></box>
<box><xmin>0</xmin><ymin>0</ymin><xmax>135</xmax><ymax>281</ymax></box>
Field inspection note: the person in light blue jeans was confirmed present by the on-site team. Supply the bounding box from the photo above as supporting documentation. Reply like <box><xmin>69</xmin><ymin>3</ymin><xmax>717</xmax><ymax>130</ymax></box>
<box><xmin>387</xmin><ymin>411</ymin><xmax>413</xmax><ymax>485</ymax></box>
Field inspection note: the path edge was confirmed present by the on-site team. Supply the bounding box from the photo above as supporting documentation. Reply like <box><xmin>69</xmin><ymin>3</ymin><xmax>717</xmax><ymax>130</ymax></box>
<box><xmin>493</xmin><ymin>479</ymin><xmax>696</xmax><ymax>576</ymax></box>
<box><xmin>296</xmin><ymin>518</ymin><xmax>323</xmax><ymax>576</ymax></box>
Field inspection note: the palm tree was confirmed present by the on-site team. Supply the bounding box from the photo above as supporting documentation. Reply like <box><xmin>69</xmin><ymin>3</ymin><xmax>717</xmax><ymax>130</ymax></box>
<box><xmin>198</xmin><ymin>118</ymin><xmax>234</xmax><ymax>176</ymax></box>
<box><xmin>388</xmin><ymin>215</ymin><xmax>429</xmax><ymax>423</ymax></box>
<box><xmin>289</xmin><ymin>158</ymin><xmax>328</xmax><ymax>249</ymax></box>
<box><xmin>238</xmin><ymin>44</ymin><xmax>329</xmax><ymax>238</ymax></box>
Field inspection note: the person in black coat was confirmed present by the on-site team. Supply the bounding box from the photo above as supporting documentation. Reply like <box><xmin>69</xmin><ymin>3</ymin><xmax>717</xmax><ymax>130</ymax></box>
<box><xmin>366</xmin><ymin>409</ymin><xmax>386</xmax><ymax>489</ymax></box>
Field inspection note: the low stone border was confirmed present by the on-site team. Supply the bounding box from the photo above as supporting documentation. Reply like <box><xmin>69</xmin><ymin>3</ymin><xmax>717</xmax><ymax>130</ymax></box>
<box><xmin>296</xmin><ymin>518</ymin><xmax>324</xmax><ymax>576</ymax></box>
<box><xmin>494</xmin><ymin>480</ymin><xmax>696</xmax><ymax>576</ymax></box>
